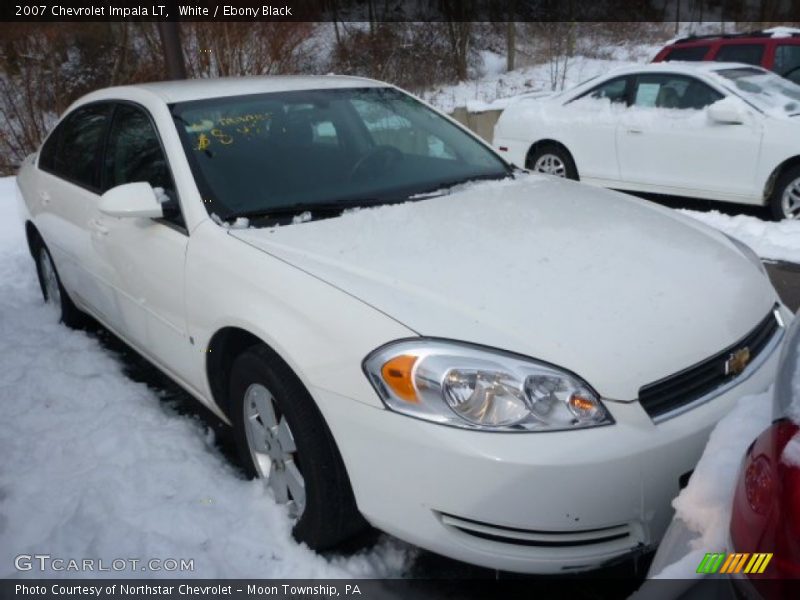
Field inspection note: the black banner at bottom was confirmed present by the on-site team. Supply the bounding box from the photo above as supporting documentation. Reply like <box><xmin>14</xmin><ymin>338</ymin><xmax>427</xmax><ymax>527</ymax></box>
<box><xmin>3</xmin><ymin>578</ymin><xmax>800</xmax><ymax>600</ymax></box>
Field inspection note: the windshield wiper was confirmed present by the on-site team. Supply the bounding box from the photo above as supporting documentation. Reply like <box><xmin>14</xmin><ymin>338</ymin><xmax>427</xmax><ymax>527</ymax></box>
<box><xmin>223</xmin><ymin>200</ymin><xmax>380</xmax><ymax>223</ymax></box>
<box><xmin>407</xmin><ymin>171</ymin><xmax>512</xmax><ymax>199</ymax></box>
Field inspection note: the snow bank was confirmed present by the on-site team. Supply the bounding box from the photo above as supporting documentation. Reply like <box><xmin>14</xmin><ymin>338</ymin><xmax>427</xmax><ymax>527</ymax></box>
<box><xmin>0</xmin><ymin>177</ymin><xmax>411</xmax><ymax>578</ymax></box>
<box><xmin>648</xmin><ymin>387</ymin><xmax>774</xmax><ymax>579</ymax></box>
<box><xmin>680</xmin><ymin>209</ymin><xmax>800</xmax><ymax>264</ymax></box>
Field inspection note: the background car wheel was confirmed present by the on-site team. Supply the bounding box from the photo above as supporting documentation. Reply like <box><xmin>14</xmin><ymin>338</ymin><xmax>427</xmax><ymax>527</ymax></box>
<box><xmin>527</xmin><ymin>144</ymin><xmax>578</xmax><ymax>180</ymax></box>
<box><xmin>229</xmin><ymin>345</ymin><xmax>368</xmax><ymax>551</ymax></box>
<box><xmin>34</xmin><ymin>239</ymin><xmax>85</xmax><ymax>328</ymax></box>
<box><xmin>770</xmin><ymin>165</ymin><xmax>800</xmax><ymax>221</ymax></box>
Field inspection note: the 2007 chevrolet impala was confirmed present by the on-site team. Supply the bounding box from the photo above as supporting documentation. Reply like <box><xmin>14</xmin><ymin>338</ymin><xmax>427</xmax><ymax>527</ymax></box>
<box><xmin>15</xmin><ymin>75</ymin><xmax>790</xmax><ymax>573</ymax></box>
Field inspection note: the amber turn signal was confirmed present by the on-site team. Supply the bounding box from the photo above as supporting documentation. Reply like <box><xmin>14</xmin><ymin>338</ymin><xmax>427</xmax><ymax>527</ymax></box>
<box><xmin>381</xmin><ymin>355</ymin><xmax>419</xmax><ymax>403</ymax></box>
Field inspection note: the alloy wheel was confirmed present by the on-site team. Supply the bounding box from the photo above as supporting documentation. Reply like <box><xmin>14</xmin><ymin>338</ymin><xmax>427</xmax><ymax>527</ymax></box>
<box><xmin>532</xmin><ymin>153</ymin><xmax>567</xmax><ymax>177</ymax></box>
<box><xmin>243</xmin><ymin>383</ymin><xmax>306</xmax><ymax>518</ymax></box>
<box><xmin>781</xmin><ymin>176</ymin><xmax>800</xmax><ymax>220</ymax></box>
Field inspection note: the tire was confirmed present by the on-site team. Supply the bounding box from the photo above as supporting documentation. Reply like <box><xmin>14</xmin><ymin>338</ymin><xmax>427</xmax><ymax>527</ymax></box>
<box><xmin>229</xmin><ymin>345</ymin><xmax>368</xmax><ymax>550</ymax></box>
<box><xmin>33</xmin><ymin>238</ymin><xmax>86</xmax><ymax>328</ymax></box>
<box><xmin>526</xmin><ymin>144</ymin><xmax>578</xmax><ymax>180</ymax></box>
<box><xmin>768</xmin><ymin>165</ymin><xmax>800</xmax><ymax>221</ymax></box>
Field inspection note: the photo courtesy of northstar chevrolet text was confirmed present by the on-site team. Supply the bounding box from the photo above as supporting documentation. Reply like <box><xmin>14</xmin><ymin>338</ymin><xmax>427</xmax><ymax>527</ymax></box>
<box><xmin>1</xmin><ymin>1</ymin><xmax>800</xmax><ymax>599</ymax></box>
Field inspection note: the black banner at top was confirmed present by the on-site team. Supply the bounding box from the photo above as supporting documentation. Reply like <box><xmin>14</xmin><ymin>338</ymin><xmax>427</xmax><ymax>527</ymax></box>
<box><xmin>2</xmin><ymin>0</ymin><xmax>800</xmax><ymax>22</ymax></box>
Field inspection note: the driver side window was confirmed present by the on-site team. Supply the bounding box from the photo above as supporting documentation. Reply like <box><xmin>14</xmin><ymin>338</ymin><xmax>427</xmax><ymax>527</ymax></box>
<box><xmin>103</xmin><ymin>104</ymin><xmax>184</xmax><ymax>227</ymax></box>
<box><xmin>577</xmin><ymin>76</ymin><xmax>630</xmax><ymax>104</ymax></box>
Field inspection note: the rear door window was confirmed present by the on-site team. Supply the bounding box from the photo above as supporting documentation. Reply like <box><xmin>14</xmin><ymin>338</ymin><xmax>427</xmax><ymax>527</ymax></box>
<box><xmin>40</xmin><ymin>104</ymin><xmax>113</xmax><ymax>190</ymax></box>
<box><xmin>632</xmin><ymin>74</ymin><xmax>723</xmax><ymax>110</ymax></box>
<box><xmin>664</xmin><ymin>45</ymin><xmax>711</xmax><ymax>61</ymax></box>
<box><xmin>714</xmin><ymin>44</ymin><xmax>765</xmax><ymax>66</ymax></box>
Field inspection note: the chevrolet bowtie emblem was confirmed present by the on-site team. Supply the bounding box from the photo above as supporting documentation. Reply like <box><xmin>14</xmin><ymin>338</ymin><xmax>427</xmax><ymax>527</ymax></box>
<box><xmin>725</xmin><ymin>347</ymin><xmax>751</xmax><ymax>376</ymax></box>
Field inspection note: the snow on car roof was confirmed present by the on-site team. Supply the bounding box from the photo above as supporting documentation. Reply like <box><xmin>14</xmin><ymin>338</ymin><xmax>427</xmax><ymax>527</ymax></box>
<box><xmin>76</xmin><ymin>74</ymin><xmax>388</xmax><ymax>105</ymax></box>
<box><xmin>604</xmin><ymin>61</ymin><xmax>763</xmax><ymax>77</ymax></box>
<box><xmin>555</xmin><ymin>61</ymin><xmax>767</xmax><ymax>98</ymax></box>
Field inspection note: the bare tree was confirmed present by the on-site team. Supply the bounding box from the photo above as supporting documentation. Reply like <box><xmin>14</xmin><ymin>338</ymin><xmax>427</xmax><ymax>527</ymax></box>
<box><xmin>0</xmin><ymin>23</ymin><xmax>165</xmax><ymax>172</ymax></box>
<box><xmin>182</xmin><ymin>22</ymin><xmax>314</xmax><ymax>78</ymax></box>
<box><xmin>525</xmin><ymin>22</ymin><xmax>578</xmax><ymax>92</ymax></box>
<box><xmin>441</xmin><ymin>0</ymin><xmax>474</xmax><ymax>81</ymax></box>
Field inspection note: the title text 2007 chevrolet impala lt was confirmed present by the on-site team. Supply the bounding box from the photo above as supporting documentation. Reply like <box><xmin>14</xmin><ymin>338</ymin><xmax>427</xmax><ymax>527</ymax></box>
<box><xmin>15</xmin><ymin>75</ymin><xmax>790</xmax><ymax>573</ymax></box>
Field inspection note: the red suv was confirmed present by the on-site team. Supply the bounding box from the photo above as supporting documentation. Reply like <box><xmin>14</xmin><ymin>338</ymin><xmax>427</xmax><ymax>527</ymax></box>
<box><xmin>653</xmin><ymin>29</ymin><xmax>800</xmax><ymax>85</ymax></box>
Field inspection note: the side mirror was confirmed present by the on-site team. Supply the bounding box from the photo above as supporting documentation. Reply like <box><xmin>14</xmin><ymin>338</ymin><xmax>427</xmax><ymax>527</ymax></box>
<box><xmin>99</xmin><ymin>182</ymin><xmax>164</xmax><ymax>219</ymax></box>
<box><xmin>707</xmin><ymin>97</ymin><xmax>746</xmax><ymax>125</ymax></box>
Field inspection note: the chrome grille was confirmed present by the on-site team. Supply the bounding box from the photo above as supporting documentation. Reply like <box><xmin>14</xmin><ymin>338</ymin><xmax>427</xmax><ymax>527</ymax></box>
<box><xmin>440</xmin><ymin>513</ymin><xmax>631</xmax><ymax>548</ymax></box>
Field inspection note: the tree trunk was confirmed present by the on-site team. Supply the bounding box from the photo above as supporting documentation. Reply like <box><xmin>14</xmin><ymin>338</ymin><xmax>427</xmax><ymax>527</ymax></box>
<box><xmin>157</xmin><ymin>22</ymin><xmax>187</xmax><ymax>80</ymax></box>
<box><xmin>506</xmin><ymin>21</ymin><xmax>516</xmax><ymax>72</ymax></box>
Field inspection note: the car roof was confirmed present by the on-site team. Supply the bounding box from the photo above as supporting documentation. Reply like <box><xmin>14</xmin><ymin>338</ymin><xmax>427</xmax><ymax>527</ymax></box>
<box><xmin>668</xmin><ymin>28</ymin><xmax>800</xmax><ymax>45</ymax></box>
<box><xmin>601</xmin><ymin>61</ymin><xmax>762</xmax><ymax>78</ymax></box>
<box><xmin>558</xmin><ymin>61</ymin><xmax>765</xmax><ymax>98</ymax></box>
<box><xmin>75</xmin><ymin>74</ymin><xmax>388</xmax><ymax>105</ymax></box>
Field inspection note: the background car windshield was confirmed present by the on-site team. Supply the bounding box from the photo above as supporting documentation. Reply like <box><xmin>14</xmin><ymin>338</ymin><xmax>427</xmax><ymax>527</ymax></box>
<box><xmin>715</xmin><ymin>67</ymin><xmax>800</xmax><ymax>115</ymax></box>
<box><xmin>172</xmin><ymin>87</ymin><xmax>508</xmax><ymax>220</ymax></box>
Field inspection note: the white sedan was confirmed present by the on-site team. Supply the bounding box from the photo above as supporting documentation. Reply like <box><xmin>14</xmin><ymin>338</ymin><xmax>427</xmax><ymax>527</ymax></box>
<box><xmin>15</xmin><ymin>75</ymin><xmax>789</xmax><ymax>574</ymax></box>
<box><xmin>494</xmin><ymin>62</ymin><xmax>800</xmax><ymax>220</ymax></box>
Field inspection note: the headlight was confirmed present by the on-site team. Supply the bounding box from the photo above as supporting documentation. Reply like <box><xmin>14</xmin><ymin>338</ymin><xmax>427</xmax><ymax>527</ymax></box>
<box><xmin>363</xmin><ymin>339</ymin><xmax>613</xmax><ymax>432</ymax></box>
<box><xmin>725</xmin><ymin>234</ymin><xmax>767</xmax><ymax>277</ymax></box>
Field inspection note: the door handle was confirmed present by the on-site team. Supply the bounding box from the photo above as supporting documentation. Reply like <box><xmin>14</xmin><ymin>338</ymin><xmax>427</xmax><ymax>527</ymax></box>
<box><xmin>627</xmin><ymin>128</ymin><xmax>643</xmax><ymax>134</ymax></box>
<box><xmin>89</xmin><ymin>219</ymin><xmax>109</xmax><ymax>236</ymax></box>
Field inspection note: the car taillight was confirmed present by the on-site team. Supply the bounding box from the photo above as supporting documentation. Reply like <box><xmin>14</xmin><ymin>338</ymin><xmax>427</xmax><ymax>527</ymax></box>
<box><xmin>730</xmin><ymin>418</ymin><xmax>800</xmax><ymax>589</ymax></box>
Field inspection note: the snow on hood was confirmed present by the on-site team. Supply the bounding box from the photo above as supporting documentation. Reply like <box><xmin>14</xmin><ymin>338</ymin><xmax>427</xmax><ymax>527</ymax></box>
<box><xmin>230</xmin><ymin>176</ymin><xmax>776</xmax><ymax>400</ymax></box>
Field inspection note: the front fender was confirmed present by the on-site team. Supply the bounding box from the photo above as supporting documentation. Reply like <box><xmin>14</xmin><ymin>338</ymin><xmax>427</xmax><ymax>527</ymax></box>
<box><xmin>184</xmin><ymin>221</ymin><xmax>416</xmax><ymax>416</ymax></box>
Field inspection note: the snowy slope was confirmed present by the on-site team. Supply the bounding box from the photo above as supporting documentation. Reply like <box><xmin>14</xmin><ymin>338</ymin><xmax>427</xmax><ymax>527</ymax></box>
<box><xmin>423</xmin><ymin>45</ymin><xmax>662</xmax><ymax>114</ymax></box>
<box><xmin>0</xmin><ymin>177</ymin><xmax>411</xmax><ymax>578</ymax></box>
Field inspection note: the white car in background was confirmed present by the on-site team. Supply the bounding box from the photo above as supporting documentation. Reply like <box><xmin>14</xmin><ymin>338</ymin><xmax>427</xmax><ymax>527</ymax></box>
<box><xmin>15</xmin><ymin>75</ymin><xmax>789</xmax><ymax>574</ymax></box>
<box><xmin>494</xmin><ymin>63</ymin><xmax>800</xmax><ymax>220</ymax></box>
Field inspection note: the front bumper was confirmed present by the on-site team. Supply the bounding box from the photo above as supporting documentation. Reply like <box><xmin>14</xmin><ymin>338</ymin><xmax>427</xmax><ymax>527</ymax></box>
<box><xmin>314</xmin><ymin>319</ymin><xmax>784</xmax><ymax>574</ymax></box>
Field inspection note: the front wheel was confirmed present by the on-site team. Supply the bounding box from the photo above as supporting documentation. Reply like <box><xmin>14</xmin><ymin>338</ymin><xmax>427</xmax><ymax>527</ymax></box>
<box><xmin>526</xmin><ymin>144</ymin><xmax>578</xmax><ymax>180</ymax></box>
<box><xmin>229</xmin><ymin>345</ymin><xmax>368</xmax><ymax>550</ymax></box>
<box><xmin>769</xmin><ymin>165</ymin><xmax>800</xmax><ymax>221</ymax></box>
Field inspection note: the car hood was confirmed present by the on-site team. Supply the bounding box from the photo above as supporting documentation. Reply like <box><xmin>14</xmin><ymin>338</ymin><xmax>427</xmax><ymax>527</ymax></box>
<box><xmin>230</xmin><ymin>176</ymin><xmax>777</xmax><ymax>400</ymax></box>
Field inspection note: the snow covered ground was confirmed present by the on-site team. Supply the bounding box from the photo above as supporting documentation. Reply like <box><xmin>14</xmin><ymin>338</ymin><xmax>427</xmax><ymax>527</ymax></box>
<box><xmin>0</xmin><ymin>176</ymin><xmax>411</xmax><ymax>578</ymax></box>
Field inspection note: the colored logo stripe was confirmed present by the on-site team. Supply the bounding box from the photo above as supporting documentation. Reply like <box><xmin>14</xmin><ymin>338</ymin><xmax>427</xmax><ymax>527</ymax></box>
<box><xmin>697</xmin><ymin>552</ymin><xmax>773</xmax><ymax>574</ymax></box>
<box><xmin>697</xmin><ymin>553</ymin><xmax>726</xmax><ymax>574</ymax></box>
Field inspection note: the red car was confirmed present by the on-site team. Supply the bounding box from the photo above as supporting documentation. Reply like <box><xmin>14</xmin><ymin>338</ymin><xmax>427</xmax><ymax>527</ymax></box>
<box><xmin>653</xmin><ymin>29</ymin><xmax>800</xmax><ymax>85</ymax></box>
<box><xmin>728</xmin><ymin>320</ymin><xmax>800</xmax><ymax>595</ymax></box>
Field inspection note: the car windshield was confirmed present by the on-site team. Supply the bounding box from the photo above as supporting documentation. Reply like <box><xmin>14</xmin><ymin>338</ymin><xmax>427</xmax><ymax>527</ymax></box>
<box><xmin>714</xmin><ymin>66</ymin><xmax>800</xmax><ymax>116</ymax></box>
<box><xmin>171</xmin><ymin>86</ymin><xmax>510</xmax><ymax>222</ymax></box>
